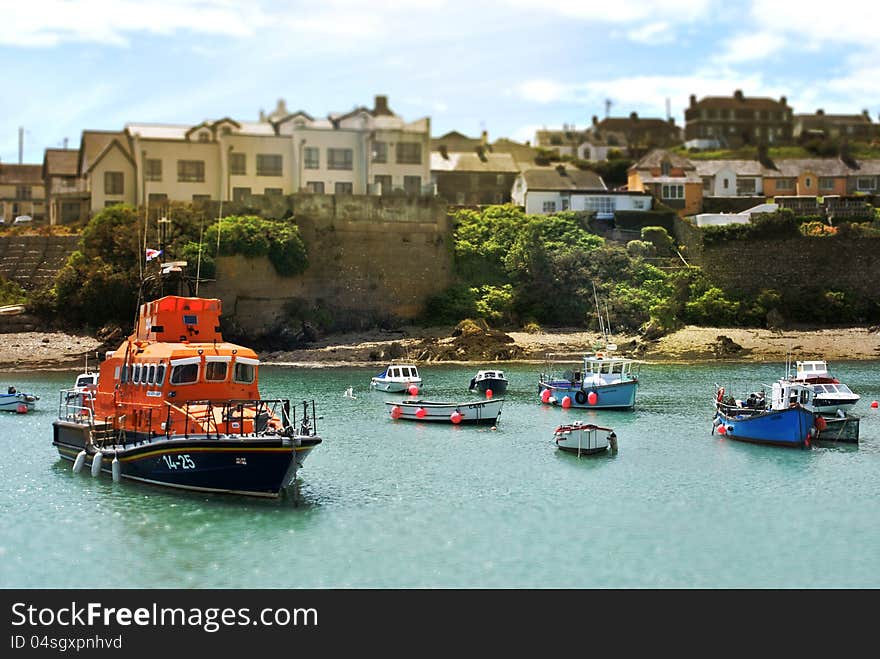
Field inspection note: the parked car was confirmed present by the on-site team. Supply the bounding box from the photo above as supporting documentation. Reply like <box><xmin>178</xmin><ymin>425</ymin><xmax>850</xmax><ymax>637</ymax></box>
<box><xmin>0</xmin><ymin>217</ymin><xmax>6</xmax><ymax>225</ymax></box>
<box><xmin>13</xmin><ymin>215</ymin><xmax>32</xmax><ymax>225</ymax></box>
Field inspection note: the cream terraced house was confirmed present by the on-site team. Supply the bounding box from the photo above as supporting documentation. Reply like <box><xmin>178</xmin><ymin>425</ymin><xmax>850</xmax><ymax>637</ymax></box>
<box><xmin>80</xmin><ymin>95</ymin><xmax>432</xmax><ymax>214</ymax></box>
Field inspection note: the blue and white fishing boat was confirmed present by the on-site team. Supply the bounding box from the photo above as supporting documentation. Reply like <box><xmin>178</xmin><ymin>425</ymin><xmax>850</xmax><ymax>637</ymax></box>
<box><xmin>370</xmin><ymin>363</ymin><xmax>422</xmax><ymax>393</ymax></box>
<box><xmin>0</xmin><ymin>386</ymin><xmax>39</xmax><ymax>413</ymax></box>
<box><xmin>538</xmin><ymin>347</ymin><xmax>639</xmax><ymax>410</ymax></box>
<box><xmin>712</xmin><ymin>379</ymin><xmax>820</xmax><ymax>448</ymax></box>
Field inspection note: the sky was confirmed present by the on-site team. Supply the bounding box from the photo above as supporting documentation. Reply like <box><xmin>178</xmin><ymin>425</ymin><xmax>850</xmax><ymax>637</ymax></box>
<box><xmin>2</xmin><ymin>0</ymin><xmax>879</xmax><ymax>165</ymax></box>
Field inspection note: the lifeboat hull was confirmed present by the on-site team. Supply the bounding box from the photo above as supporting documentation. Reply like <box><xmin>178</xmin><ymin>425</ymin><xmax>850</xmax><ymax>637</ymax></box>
<box><xmin>53</xmin><ymin>420</ymin><xmax>321</xmax><ymax>498</ymax></box>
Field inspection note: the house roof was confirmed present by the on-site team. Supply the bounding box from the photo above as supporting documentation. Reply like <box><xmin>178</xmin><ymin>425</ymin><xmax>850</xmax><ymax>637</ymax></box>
<box><xmin>693</xmin><ymin>159</ymin><xmax>766</xmax><ymax>177</ymax></box>
<box><xmin>83</xmin><ymin>138</ymin><xmax>135</xmax><ymax>175</ymax></box>
<box><xmin>0</xmin><ymin>163</ymin><xmax>43</xmax><ymax>186</ymax></box>
<box><xmin>520</xmin><ymin>166</ymin><xmax>606</xmax><ymax>191</ymax></box>
<box><xmin>78</xmin><ymin>131</ymin><xmax>129</xmax><ymax>175</ymax></box>
<box><xmin>430</xmin><ymin>151</ymin><xmax>519</xmax><ymax>173</ymax></box>
<box><xmin>631</xmin><ymin>149</ymin><xmax>695</xmax><ymax>171</ymax></box>
<box><xmin>431</xmin><ymin>131</ymin><xmax>483</xmax><ymax>152</ymax></box>
<box><xmin>639</xmin><ymin>173</ymin><xmax>703</xmax><ymax>184</ymax></box>
<box><xmin>490</xmin><ymin>138</ymin><xmax>539</xmax><ymax>166</ymax></box>
<box><xmin>766</xmin><ymin>158</ymin><xmax>859</xmax><ymax>177</ymax></box>
<box><xmin>42</xmin><ymin>149</ymin><xmax>79</xmax><ymax>177</ymax></box>
<box><xmin>595</xmin><ymin>116</ymin><xmax>677</xmax><ymax>133</ymax></box>
<box><xmin>691</xmin><ymin>94</ymin><xmax>788</xmax><ymax>111</ymax></box>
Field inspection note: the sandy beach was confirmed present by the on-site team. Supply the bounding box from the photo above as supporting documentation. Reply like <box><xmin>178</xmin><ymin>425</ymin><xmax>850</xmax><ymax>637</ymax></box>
<box><xmin>1</xmin><ymin>324</ymin><xmax>879</xmax><ymax>372</ymax></box>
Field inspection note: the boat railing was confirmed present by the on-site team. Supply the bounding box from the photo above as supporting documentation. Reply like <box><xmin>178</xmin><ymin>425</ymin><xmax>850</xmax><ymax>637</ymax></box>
<box><xmin>58</xmin><ymin>392</ymin><xmax>319</xmax><ymax>446</ymax></box>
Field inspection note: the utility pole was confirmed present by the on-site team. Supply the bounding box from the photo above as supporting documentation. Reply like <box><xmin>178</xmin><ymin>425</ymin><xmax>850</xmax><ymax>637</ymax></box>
<box><xmin>18</xmin><ymin>127</ymin><xmax>23</xmax><ymax>164</ymax></box>
<box><xmin>605</xmin><ymin>99</ymin><xmax>612</xmax><ymax>119</ymax></box>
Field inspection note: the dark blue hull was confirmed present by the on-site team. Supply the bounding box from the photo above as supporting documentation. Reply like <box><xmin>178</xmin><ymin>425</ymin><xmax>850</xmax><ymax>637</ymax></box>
<box><xmin>53</xmin><ymin>420</ymin><xmax>320</xmax><ymax>498</ymax></box>
<box><xmin>713</xmin><ymin>405</ymin><xmax>816</xmax><ymax>448</ymax></box>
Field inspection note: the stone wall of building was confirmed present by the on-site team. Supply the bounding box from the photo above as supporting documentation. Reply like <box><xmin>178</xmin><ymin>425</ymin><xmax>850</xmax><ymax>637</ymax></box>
<box><xmin>200</xmin><ymin>193</ymin><xmax>453</xmax><ymax>332</ymax></box>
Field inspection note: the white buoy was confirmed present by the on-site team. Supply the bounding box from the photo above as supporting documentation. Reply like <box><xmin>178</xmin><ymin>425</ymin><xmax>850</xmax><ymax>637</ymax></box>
<box><xmin>111</xmin><ymin>456</ymin><xmax>120</xmax><ymax>483</ymax></box>
<box><xmin>91</xmin><ymin>451</ymin><xmax>103</xmax><ymax>477</ymax></box>
<box><xmin>73</xmin><ymin>450</ymin><xmax>87</xmax><ymax>473</ymax></box>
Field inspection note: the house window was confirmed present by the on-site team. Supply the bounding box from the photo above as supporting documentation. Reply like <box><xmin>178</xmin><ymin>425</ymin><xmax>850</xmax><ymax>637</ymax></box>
<box><xmin>661</xmin><ymin>184</ymin><xmax>684</xmax><ymax>199</ymax></box>
<box><xmin>148</xmin><ymin>193</ymin><xmax>168</xmax><ymax>206</ymax></box>
<box><xmin>192</xmin><ymin>194</ymin><xmax>211</xmax><ymax>203</ymax></box>
<box><xmin>857</xmin><ymin>177</ymin><xmax>876</xmax><ymax>191</ymax></box>
<box><xmin>177</xmin><ymin>160</ymin><xmax>205</xmax><ymax>182</ymax></box>
<box><xmin>229</xmin><ymin>152</ymin><xmax>246</xmax><ymax>175</ymax></box>
<box><xmin>104</xmin><ymin>171</ymin><xmax>124</xmax><ymax>195</ymax></box>
<box><xmin>327</xmin><ymin>148</ymin><xmax>353</xmax><ymax>170</ymax></box>
<box><xmin>374</xmin><ymin>175</ymin><xmax>392</xmax><ymax>194</ymax></box>
<box><xmin>561</xmin><ymin>198</ymin><xmax>570</xmax><ymax>211</ymax></box>
<box><xmin>702</xmin><ymin>177</ymin><xmax>711</xmax><ymax>191</ymax></box>
<box><xmin>819</xmin><ymin>177</ymin><xmax>835</xmax><ymax>190</ymax></box>
<box><xmin>264</xmin><ymin>188</ymin><xmax>283</xmax><ymax>196</ymax></box>
<box><xmin>396</xmin><ymin>142</ymin><xmax>422</xmax><ymax>165</ymax></box>
<box><xmin>232</xmin><ymin>187</ymin><xmax>251</xmax><ymax>201</ymax></box>
<box><xmin>60</xmin><ymin>201</ymin><xmax>81</xmax><ymax>223</ymax></box>
<box><xmin>631</xmin><ymin>198</ymin><xmax>647</xmax><ymax>210</ymax></box>
<box><xmin>16</xmin><ymin>185</ymin><xmax>32</xmax><ymax>200</ymax></box>
<box><xmin>723</xmin><ymin>178</ymin><xmax>729</xmax><ymax>190</ymax></box>
<box><xmin>335</xmin><ymin>182</ymin><xmax>353</xmax><ymax>195</ymax></box>
<box><xmin>775</xmin><ymin>178</ymin><xmax>795</xmax><ymax>191</ymax></box>
<box><xmin>145</xmin><ymin>159</ymin><xmax>162</xmax><ymax>182</ymax></box>
<box><xmin>304</xmin><ymin>147</ymin><xmax>319</xmax><ymax>169</ymax></box>
<box><xmin>736</xmin><ymin>178</ymin><xmax>756</xmax><ymax>195</ymax></box>
<box><xmin>256</xmin><ymin>154</ymin><xmax>282</xmax><ymax>176</ymax></box>
<box><xmin>306</xmin><ymin>181</ymin><xmax>325</xmax><ymax>193</ymax></box>
<box><xmin>198</xmin><ymin>132</ymin><xmax>211</xmax><ymax>142</ymax></box>
<box><xmin>542</xmin><ymin>201</ymin><xmax>557</xmax><ymax>213</ymax></box>
<box><xmin>403</xmin><ymin>175</ymin><xmax>421</xmax><ymax>195</ymax></box>
<box><xmin>583</xmin><ymin>196</ymin><xmax>614</xmax><ymax>215</ymax></box>
<box><xmin>372</xmin><ymin>141</ymin><xmax>387</xmax><ymax>163</ymax></box>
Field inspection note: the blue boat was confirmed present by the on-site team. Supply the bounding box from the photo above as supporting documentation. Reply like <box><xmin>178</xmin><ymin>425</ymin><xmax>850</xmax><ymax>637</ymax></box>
<box><xmin>712</xmin><ymin>380</ymin><xmax>820</xmax><ymax>448</ymax></box>
<box><xmin>538</xmin><ymin>349</ymin><xmax>639</xmax><ymax>410</ymax></box>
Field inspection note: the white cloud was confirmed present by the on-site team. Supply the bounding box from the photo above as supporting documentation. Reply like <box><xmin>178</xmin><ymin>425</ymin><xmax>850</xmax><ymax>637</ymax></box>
<box><xmin>715</xmin><ymin>31</ymin><xmax>784</xmax><ymax>64</ymax></box>
<box><xmin>503</xmin><ymin>0</ymin><xmax>712</xmax><ymax>23</ymax></box>
<box><xmin>627</xmin><ymin>22</ymin><xmax>675</xmax><ymax>44</ymax></box>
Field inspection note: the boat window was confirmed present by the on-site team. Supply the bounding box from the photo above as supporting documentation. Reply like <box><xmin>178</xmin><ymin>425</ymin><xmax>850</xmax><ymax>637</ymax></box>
<box><xmin>800</xmin><ymin>390</ymin><xmax>810</xmax><ymax>404</ymax></box>
<box><xmin>170</xmin><ymin>363</ymin><xmax>199</xmax><ymax>385</ymax></box>
<box><xmin>183</xmin><ymin>314</ymin><xmax>198</xmax><ymax>325</ymax></box>
<box><xmin>838</xmin><ymin>384</ymin><xmax>852</xmax><ymax>394</ymax></box>
<box><xmin>234</xmin><ymin>362</ymin><xmax>255</xmax><ymax>384</ymax></box>
<box><xmin>156</xmin><ymin>365</ymin><xmax>166</xmax><ymax>385</ymax></box>
<box><xmin>134</xmin><ymin>364</ymin><xmax>142</xmax><ymax>384</ymax></box>
<box><xmin>206</xmin><ymin>361</ymin><xmax>228</xmax><ymax>382</ymax></box>
<box><xmin>114</xmin><ymin>366</ymin><xmax>120</xmax><ymax>381</ymax></box>
<box><xmin>147</xmin><ymin>364</ymin><xmax>156</xmax><ymax>384</ymax></box>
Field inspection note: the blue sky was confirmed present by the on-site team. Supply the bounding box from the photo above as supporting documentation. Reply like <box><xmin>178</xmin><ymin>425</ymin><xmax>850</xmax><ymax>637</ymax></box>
<box><xmin>2</xmin><ymin>0</ymin><xmax>879</xmax><ymax>165</ymax></box>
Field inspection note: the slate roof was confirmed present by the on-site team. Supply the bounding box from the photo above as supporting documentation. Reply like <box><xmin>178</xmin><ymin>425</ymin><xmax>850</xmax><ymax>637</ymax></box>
<box><xmin>79</xmin><ymin>130</ymin><xmax>129</xmax><ymax>174</ymax></box>
<box><xmin>42</xmin><ymin>149</ymin><xmax>79</xmax><ymax>177</ymax></box>
<box><xmin>0</xmin><ymin>163</ymin><xmax>42</xmax><ymax>185</ymax></box>
<box><xmin>694</xmin><ymin>159</ymin><xmax>766</xmax><ymax>177</ymax></box>
<box><xmin>520</xmin><ymin>166</ymin><xmax>606</xmax><ymax>191</ymax></box>
<box><xmin>631</xmin><ymin>149</ymin><xmax>695</xmax><ymax>171</ymax></box>
<box><xmin>430</xmin><ymin>151</ymin><xmax>519</xmax><ymax>173</ymax></box>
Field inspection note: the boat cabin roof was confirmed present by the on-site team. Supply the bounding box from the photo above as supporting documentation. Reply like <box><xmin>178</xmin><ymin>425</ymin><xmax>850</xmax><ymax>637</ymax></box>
<box><xmin>796</xmin><ymin>360</ymin><xmax>829</xmax><ymax>376</ymax></box>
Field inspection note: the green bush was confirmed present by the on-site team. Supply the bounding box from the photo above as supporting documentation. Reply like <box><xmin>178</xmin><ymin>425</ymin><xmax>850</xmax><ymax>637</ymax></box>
<box><xmin>640</xmin><ymin>226</ymin><xmax>676</xmax><ymax>256</ymax></box>
<box><xmin>205</xmin><ymin>215</ymin><xmax>308</xmax><ymax>277</ymax></box>
<box><xmin>0</xmin><ymin>277</ymin><xmax>27</xmax><ymax>306</ymax></box>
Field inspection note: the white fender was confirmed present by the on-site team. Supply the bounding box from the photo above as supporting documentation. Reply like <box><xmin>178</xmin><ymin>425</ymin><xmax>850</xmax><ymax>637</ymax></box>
<box><xmin>91</xmin><ymin>451</ymin><xmax>103</xmax><ymax>477</ymax></box>
<box><xmin>111</xmin><ymin>456</ymin><xmax>120</xmax><ymax>483</ymax></box>
<box><xmin>73</xmin><ymin>450</ymin><xmax>87</xmax><ymax>473</ymax></box>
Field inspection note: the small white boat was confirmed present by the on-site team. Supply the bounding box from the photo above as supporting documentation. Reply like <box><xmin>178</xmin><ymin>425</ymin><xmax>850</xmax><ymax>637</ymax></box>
<box><xmin>370</xmin><ymin>363</ymin><xmax>422</xmax><ymax>393</ymax></box>
<box><xmin>0</xmin><ymin>387</ymin><xmax>39</xmax><ymax>413</ymax></box>
<box><xmin>386</xmin><ymin>398</ymin><xmax>503</xmax><ymax>425</ymax></box>
<box><xmin>553</xmin><ymin>422</ymin><xmax>617</xmax><ymax>456</ymax></box>
<box><xmin>468</xmin><ymin>369</ymin><xmax>508</xmax><ymax>396</ymax></box>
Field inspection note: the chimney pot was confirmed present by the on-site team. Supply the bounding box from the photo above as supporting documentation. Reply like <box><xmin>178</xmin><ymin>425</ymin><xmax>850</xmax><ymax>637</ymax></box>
<box><xmin>630</xmin><ymin>111</ymin><xmax>638</xmax><ymax>120</ymax></box>
<box><xmin>592</xmin><ymin>115</ymin><xmax>599</xmax><ymax>126</ymax></box>
<box><xmin>734</xmin><ymin>89</ymin><xmax>744</xmax><ymax>101</ymax></box>
<box><xmin>374</xmin><ymin>95</ymin><xmax>389</xmax><ymax>115</ymax></box>
<box><xmin>780</xmin><ymin>96</ymin><xmax>787</xmax><ymax>106</ymax></box>
<box><xmin>816</xmin><ymin>108</ymin><xmax>824</xmax><ymax>115</ymax></box>
<box><xmin>689</xmin><ymin>94</ymin><xmax>697</xmax><ymax>107</ymax></box>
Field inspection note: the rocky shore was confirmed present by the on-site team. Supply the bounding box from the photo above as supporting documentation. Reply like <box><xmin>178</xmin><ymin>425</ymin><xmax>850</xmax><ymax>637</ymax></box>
<box><xmin>1</xmin><ymin>321</ymin><xmax>879</xmax><ymax>372</ymax></box>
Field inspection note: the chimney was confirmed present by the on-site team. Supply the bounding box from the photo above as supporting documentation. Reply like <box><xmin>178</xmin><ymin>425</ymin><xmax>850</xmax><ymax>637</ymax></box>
<box><xmin>816</xmin><ymin>108</ymin><xmax>825</xmax><ymax>116</ymax></box>
<box><xmin>475</xmin><ymin>145</ymin><xmax>487</xmax><ymax>162</ymax></box>
<box><xmin>689</xmin><ymin>94</ymin><xmax>697</xmax><ymax>108</ymax></box>
<box><xmin>592</xmin><ymin>115</ymin><xmax>599</xmax><ymax>126</ymax></box>
<box><xmin>276</xmin><ymin>98</ymin><xmax>288</xmax><ymax>116</ymax></box>
<box><xmin>863</xmin><ymin>109</ymin><xmax>870</xmax><ymax>118</ymax></box>
<box><xmin>668</xmin><ymin>117</ymin><xmax>675</xmax><ymax>125</ymax></box>
<box><xmin>374</xmin><ymin>94</ymin><xmax>390</xmax><ymax>115</ymax></box>
<box><xmin>259</xmin><ymin>109</ymin><xmax>266</xmax><ymax>122</ymax></box>
<box><xmin>780</xmin><ymin>96</ymin><xmax>787</xmax><ymax>106</ymax></box>
<box><xmin>481</xmin><ymin>130</ymin><xmax>488</xmax><ymax>146</ymax></box>
<box><xmin>439</xmin><ymin>145</ymin><xmax>448</xmax><ymax>159</ymax></box>
<box><xmin>630</xmin><ymin>111</ymin><xmax>638</xmax><ymax>121</ymax></box>
<box><xmin>734</xmin><ymin>89</ymin><xmax>744</xmax><ymax>101</ymax></box>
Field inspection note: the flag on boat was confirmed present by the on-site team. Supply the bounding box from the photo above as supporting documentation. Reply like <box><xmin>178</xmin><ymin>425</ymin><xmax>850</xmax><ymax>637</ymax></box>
<box><xmin>145</xmin><ymin>248</ymin><xmax>162</xmax><ymax>261</ymax></box>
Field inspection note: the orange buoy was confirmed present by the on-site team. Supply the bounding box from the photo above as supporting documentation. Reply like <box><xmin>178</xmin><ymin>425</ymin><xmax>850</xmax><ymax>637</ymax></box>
<box><xmin>408</xmin><ymin>384</ymin><xmax>419</xmax><ymax>396</ymax></box>
<box><xmin>872</xmin><ymin>401</ymin><xmax>879</xmax><ymax>409</ymax></box>
<box><xmin>450</xmin><ymin>411</ymin><xmax>462</xmax><ymax>424</ymax></box>
<box><xmin>16</xmin><ymin>403</ymin><xmax>28</xmax><ymax>414</ymax></box>
<box><xmin>485</xmin><ymin>389</ymin><xmax>493</xmax><ymax>399</ymax></box>
<box><xmin>587</xmin><ymin>391</ymin><xmax>598</xmax><ymax>405</ymax></box>
<box><xmin>561</xmin><ymin>395</ymin><xmax>572</xmax><ymax>409</ymax></box>
<box><xmin>815</xmin><ymin>416</ymin><xmax>827</xmax><ymax>431</ymax></box>
<box><xmin>415</xmin><ymin>407</ymin><xmax>427</xmax><ymax>419</ymax></box>
<box><xmin>540</xmin><ymin>389</ymin><xmax>551</xmax><ymax>403</ymax></box>
<box><xmin>717</xmin><ymin>425</ymin><xmax>727</xmax><ymax>435</ymax></box>
<box><xmin>390</xmin><ymin>405</ymin><xmax>402</xmax><ymax>419</ymax></box>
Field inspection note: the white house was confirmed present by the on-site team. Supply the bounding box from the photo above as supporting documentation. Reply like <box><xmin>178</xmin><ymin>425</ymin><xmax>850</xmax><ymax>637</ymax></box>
<box><xmin>694</xmin><ymin>159</ymin><xmax>765</xmax><ymax>197</ymax></box>
<box><xmin>511</xmin><ymin>165</ymin><xmax>652</xmax><ymax>217</ymax></box>
<box><xmin>693</xmin><ymin>202</ymin><xmax>778</xmax><ymax>227</ymax></box>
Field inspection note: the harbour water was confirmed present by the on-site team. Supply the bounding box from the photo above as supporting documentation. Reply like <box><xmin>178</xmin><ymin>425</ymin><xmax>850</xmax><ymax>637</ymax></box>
<box><xmin>1</xmin><ymin>360</ymin><xmax>878</xmax><ymax>588</ymax></box>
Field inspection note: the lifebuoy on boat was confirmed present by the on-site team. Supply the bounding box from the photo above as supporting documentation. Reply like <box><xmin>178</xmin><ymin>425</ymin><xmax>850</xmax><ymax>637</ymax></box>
<box><xmin>575</xmin><ymin>390</ymin><xmax>588</xmax><ymax>405</ymax></box>
<box><xmin>815</xmin><ymin>416</ymin><xmax>827</xmax><ymax>431</ymax></box>
<box><xmin>716</xmin><ymin>387</ymin><xmax>725</xmax><ymax>403</ymax></box>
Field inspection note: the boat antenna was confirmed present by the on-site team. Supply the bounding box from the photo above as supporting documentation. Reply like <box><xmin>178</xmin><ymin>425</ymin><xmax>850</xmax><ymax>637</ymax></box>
<box><xmin>592</xmin><ymin>281</ymin><xmax>608</xmax><ymax>344</ymax></box>
<box><xmin>195</xmin><ymin>219</ymin><xmax>204</xmax><ymax>296</ymax></box>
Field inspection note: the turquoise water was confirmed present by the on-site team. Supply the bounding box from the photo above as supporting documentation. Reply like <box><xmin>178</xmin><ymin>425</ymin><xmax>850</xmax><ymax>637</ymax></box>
<box><xmin>1</xmin><ymin>360</ymin><xmax>878</xmax><ymax>588</ymax></box>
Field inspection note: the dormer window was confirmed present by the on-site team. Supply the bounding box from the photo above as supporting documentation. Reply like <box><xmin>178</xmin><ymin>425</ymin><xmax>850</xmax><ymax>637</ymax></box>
<box><xmin>661</xmin><ymin>160</ymin><xmax>671</xmax><ymax>176</ymax></box>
